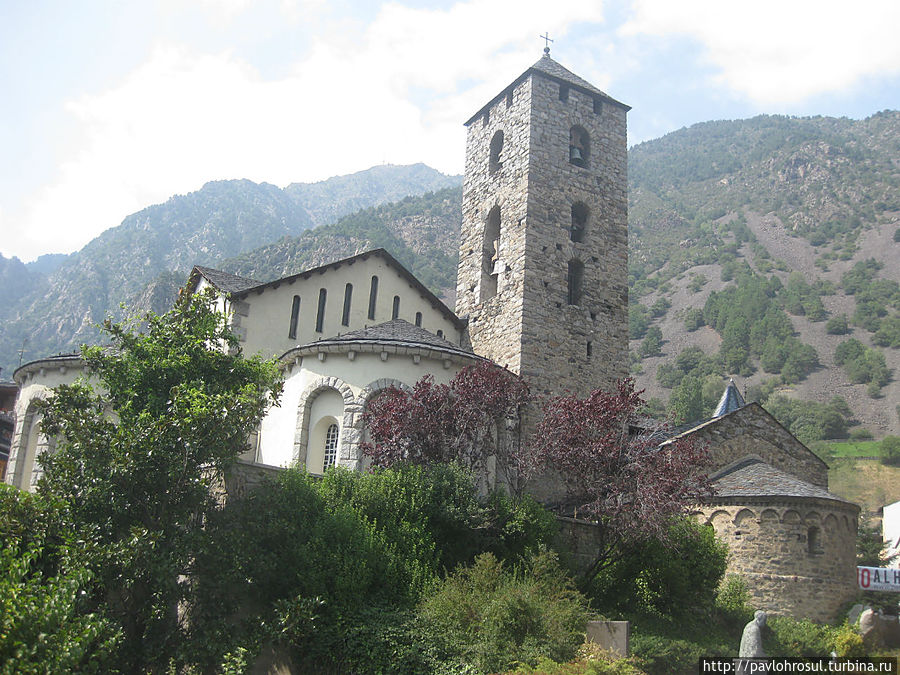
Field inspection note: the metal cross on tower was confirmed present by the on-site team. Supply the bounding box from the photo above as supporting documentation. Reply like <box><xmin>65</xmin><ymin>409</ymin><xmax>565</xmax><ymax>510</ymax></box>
<box><xmin>539</xmin><ymin>32</ymin><xmax>553</xmax><ymax>54</ymax></box>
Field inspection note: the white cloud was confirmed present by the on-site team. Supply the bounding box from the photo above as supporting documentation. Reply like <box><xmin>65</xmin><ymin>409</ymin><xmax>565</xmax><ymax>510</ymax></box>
<box><xmin>4</xmin><ymin>0</ymin><xmax>607</xmax><ymax>261</ymax></box>
<box><xmin>622</xmin><ymin>0</ymin><xmax>900</xmax><ymax>104</ymax></box>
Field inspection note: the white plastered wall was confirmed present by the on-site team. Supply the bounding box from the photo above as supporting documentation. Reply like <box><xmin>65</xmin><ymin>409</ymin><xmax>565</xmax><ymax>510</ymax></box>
<box><xmin>234</xmin><ymin>256</ymin><xmax>463</xmax><ymax>360</ymax></box>
<box><xmin>7</xmin><ymin>360</ymin><xmax>87</xmax><ymax>491</ymax></box>
<box><xmin>257</xmin><ymin>346</ymin><xmax>475</xmax><ymax>470</ymax></box>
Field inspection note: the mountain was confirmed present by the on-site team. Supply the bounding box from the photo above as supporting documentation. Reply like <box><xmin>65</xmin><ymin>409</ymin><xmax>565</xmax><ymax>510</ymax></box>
<box><xmin>626</xmin><ymin>112</ymin><xmax>900</xmax><ymax>440</ymax></box>
<box><xmin>2</xmin><ymin>114</ymin><xmax>898</xmax><ymax>439</ymax></box>
<box><xmin>0</xmin><ymin>165</ymin><xmax>460</xmax><ymax>374</ymax></box>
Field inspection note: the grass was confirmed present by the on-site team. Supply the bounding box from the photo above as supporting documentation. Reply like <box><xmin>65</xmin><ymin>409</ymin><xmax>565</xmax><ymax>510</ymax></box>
<box><xmin>816</xmin><ymin>440</ymin><xmax>882</xmax><ymax>458</ymax></box>
<box><xmin>828</xmin><ymin>458</ymin><xmax>900</xmax><ymax>515</ymax></box>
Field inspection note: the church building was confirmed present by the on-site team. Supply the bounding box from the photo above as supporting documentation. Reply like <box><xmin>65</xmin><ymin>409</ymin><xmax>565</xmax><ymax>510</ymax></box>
<box><xmin>5</xmin><ymin>52</ymin><xmax>858</xmax><ymax>621</ymax></box>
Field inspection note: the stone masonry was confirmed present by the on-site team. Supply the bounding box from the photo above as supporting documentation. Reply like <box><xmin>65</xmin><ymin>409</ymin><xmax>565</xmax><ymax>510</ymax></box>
<box><xmin>455</xmin><ymin>55</ymin><xmax>630</xmax><ymax>397</ymax></box>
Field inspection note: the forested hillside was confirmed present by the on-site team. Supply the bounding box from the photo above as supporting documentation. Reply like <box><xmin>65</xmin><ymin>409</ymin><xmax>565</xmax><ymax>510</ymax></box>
<box><xmin>627</xmin><ymin>112</ymin><xmax>900</xmax><ymax>439</ymax></box>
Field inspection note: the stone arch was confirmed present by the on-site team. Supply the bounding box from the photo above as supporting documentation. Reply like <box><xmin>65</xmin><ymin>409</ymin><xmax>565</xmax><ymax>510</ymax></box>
<box><xmin>293</xmin><ymin>376</ymin><xmax>357</xmax><ymax>471</ymax></box>
<box><xmin>804</xmin><ymin>511</ymin><xmax>822</xmax><ymax>526</ymax></box>
<box><xmin>733</xmin><ymin>508</ymin><xmax>757</xmax><ymax>529</ymax></box>
<box><xmin>350</xmin><ymin>378</ymin><xmax>413</xmax><ymax>470</ymax></box>
<box><xmin>781</xmin><ymin>509</ymin><xmax>802</xmax><ymax>525</ymax></box>
<box><xmin>569</xmin><ymin>124</ymin><xmax>590</xmax><ymax>168</ymax></box>
<box><xmin>705</xmin><ymin>509</ymin><xmax>732</xmax><ymax>530</ymax></box>
<box><xmin>489</xmin><ymin>130</ymin><xmax>504</xmax><ymax>174</ymax></box>
<box><xmin>7</xmin><ymin>388</ymin><xmax>53</xmax><ymax>490</ymax></box>
<box><xmin>760</xmin><ymin>509</ymin><xmax>780</xmax><ymax>526</ymax></box>
<box><xmin>481</xmin><ymin>205</ymin><xmax>501</xmax><ymax>302</ymax></box>
<box><xmin>823</xmin><ymin>513</ymin><xmax>839</xmax><ymax>534</ymax></box>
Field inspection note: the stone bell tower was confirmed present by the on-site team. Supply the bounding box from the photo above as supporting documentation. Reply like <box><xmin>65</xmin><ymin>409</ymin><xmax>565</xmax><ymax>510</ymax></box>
<box><xmin>455</xmin><ymin>51</ymin><xmax>630</xmax><ymax>397</ymax></box>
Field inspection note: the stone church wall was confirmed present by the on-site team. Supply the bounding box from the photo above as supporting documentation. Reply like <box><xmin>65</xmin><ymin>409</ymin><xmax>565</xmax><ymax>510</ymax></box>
<box><xmin>686</xmin><ymin>404</ymin><xmax>829</xmax><ymax>488</ymax></box>
<box><xmin>700</xmin><ymin>497</ymin><xmax>859</xmax><ymax>622</ymax></box>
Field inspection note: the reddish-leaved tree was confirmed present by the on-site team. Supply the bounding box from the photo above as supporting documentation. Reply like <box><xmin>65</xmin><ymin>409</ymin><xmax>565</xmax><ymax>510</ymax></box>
<box><xmin>527</xmin><ymin>378</ymin><xmax>710</xmax><ymax>574</ymax></box>
<box><xmin>362</xmin><ymin>361</ymin><xmax>531</xmax><ymax>485</ymax></box>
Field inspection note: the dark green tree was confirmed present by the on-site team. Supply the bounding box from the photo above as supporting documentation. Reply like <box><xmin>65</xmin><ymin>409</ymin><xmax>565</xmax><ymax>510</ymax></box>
<box><xmin>35</xmin><ymin>290</ymin><xmax>283</xmax><ymax>672</ymax></box>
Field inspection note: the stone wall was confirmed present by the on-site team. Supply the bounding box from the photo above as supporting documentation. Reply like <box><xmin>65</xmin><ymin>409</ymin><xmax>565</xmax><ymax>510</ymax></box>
<box><xmin>456</xmin><ymin>62</ymin><xmax>629</xmax><ymax>398</ymax></box>
<box><xmin>699</xmin><ymin>497</ymin><xmax>859</xmax><ymax>622</ymax></box>
<box><xmin>683</xmin><ymin>404</ymin><xmax>829</xmax><ymax>488</ymax></box>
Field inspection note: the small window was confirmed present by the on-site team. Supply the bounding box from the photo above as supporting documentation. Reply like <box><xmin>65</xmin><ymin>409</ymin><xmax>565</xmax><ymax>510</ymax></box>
<box><xmin>489</xmin><ymin>130</ymin><xmax>504</xmax><ymax>174</ymax></box>
<box><xmin>437</xmin><ymin>330</ymin><xmax>444</xmax><ymax>338</ymax></box>
<box><xmin>586</xmin><ymin>341</ymin><xmax>593</xmax><ymax>358</ymax></box>
<box><xmin>323</xmin><ymin>423</ymin><xmax>339</xmax><ymax>469</ymax></box>
<box><xmin>415</xmin><ymin>312</ymin><xmax>422</xmax><ymax>327</ymax></box>
<box><xmin>392</xmin><ymin>295</ymin><xmax>400</xmax><ymax>320</ymax></box>
<box><xmin>342</xmin><ymin>283</ymin><xmax>353</xmax><ymax>326</ymax></box>
<box><xmin>569</xmin><ymin>125</ymin><xmax>590</xmax><ymax>168</ymax></box>
<box><xmin>288</xmin><ymin>295</ymin><xmax>301</xmax><ymax>339</ymax></box>
<box><xmin>483</xmin><ymin>110</ymin><xmax>490</xmax><ymax>127</ymax></box>
<box><xmin>567</xmin><ymin>260</ymin><xmax>584</xmax><ymax>305</ymax></box>
<box><xmin>506</xmin><ymin>89</ymin><xmax>514</xmax><ymax>108</ymax></box>
<box><xmin>316</xmin><ymin>288</ymin><xmax>327</xmax><ymax>333</ymax></box>
<box><xmin>571</xmin><ymin>202</ymin><xmax>589</xmax><ymax>243</ymax></box>
<box><xmin>807</xmin><ymin>526</ymin><xmax>823</xmax><ymax>555</ymax></box>
<box><xmin>559</xmin><ymin>84</ymin><xmax>569</xmax><ymax>102</ymax></box>
<box><xmin>593</xmin><ymin>97</ymin><xmax>603</xmax><ymax>115</ymax></box>
<box><xmin>368</xmin><ymin>276</ymin><xmax>378</xmax><ymax>320</ymax></box>
<box><xmin>481</xmin><ymin>206</ymin><xmax>501</xmax><ymax>302</ymax></box>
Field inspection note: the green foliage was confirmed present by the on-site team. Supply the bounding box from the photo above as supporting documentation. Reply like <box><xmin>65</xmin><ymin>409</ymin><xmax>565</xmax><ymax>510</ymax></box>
<box><xmin>765</xmin><ymin>616</ymin><xmax>830</xmax><ymax>657</ymax></box>
<box><xmin>826</xmin><ymin>314</ymin><xmax>851</xmax><ymax>335</ymax></box>
<box><xmin>638</xmin><ymin>326</ymin><xmax>662</xmax><ymax>357</ymax></box>
<box><xmin>683</xmin><ymin>308</ymin><xmax>705</xmax><ymax>331</ymax></box>
<box><xmin>834</xmin><ymin>339</ymin><xmax>891</xmax><ymax>394</ymax></box>
<box><xmin>714</xmin><ymin>575</ymin><xmax>754</xmax><ymax>626</ymax></box>
<box><xmin>629</xmin><ymin>305</ymin><xmax>650</xmax><ymax>340</ymax></box>
<box><xmin>881</xmin><ymin>436</ymin><xmax>900</xmax><ymax>467</ymax></box>
<box><xmin>192</xmin><ymin>464</ymin><xmax>558</xmax><ymax>672</ymax></box>
<box><xmin>584</xmin><ymin>519</ymin><xmax>727</xmax><ymax>620</ymax></box>
<box><xmin>873</xmin><ymin>314</ymin><xmax>900</xmax><ymax>347</ymax></box>
<box><xmin>34</xmin><ymin>291</ymin><xmax>283</xmax><ymax>672</ymax></box>
<box><xmin>0</xmin><ymin>486</ymin><xmax>120</xmax><ymax>674</ymax></box>
<box><xmin>849</xmin><ymin>427</ymin><xmax>874</xmax><ymax>441</ymax></box>
<box><xmin>688</xmin><ymin>274</ymin><xmax>708</xmax><ymax>293</ymax></box>
<box><xmin>667</xmin><ymin>376</ymin><xmax>703</xmax><ymax>425</ymax></box>
<box><xmin>764</xmin><ymin>395</ymin><xmax>854</xmax><ymax>443</ymax></box>
<box><xmin>649</xmin><ymin>298</ymin><xmax>670</xmax><ymax>318</ymax></box>
<box><xmin>418</xmin><ymin>551</ymin><xmax>590</xmax><ymax>675</ymax></box>
<box><xmin>656</xmin><ymin>346</ymin><xmax>720</xmax><ymax>389</ymax></box>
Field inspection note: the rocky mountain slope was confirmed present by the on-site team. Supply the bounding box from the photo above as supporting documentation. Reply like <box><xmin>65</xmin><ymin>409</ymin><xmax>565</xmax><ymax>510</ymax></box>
<box><xmin>2</xmin><ymin>113</ymin><xmax>897</xmax><ymax>440</ymax></box>
<box><xmin>0</xmin><ymin>164</ymin><xmax>458</xmax><ymax>375</ymax></box>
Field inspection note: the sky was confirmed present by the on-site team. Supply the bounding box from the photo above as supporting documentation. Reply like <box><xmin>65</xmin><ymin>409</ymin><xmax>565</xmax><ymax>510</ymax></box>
<box><xmin>2</xmin><ymin>0</ymin><xmax>900</xmax><ymax>263</ymax></box>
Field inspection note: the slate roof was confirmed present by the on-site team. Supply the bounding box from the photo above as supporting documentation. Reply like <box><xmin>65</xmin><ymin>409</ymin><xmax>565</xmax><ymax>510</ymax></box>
<box><xmin>465</xmin><ymin>53</ymin><xmax>630</xmax><ymax>126</ymax></box>
<box><xmin>287</xmin><ymin>319</ymin><xmax>479</xmax><ymax>361</ymax></box>
<box><xmin>192</xmin><ymin>266</ymin><xmax>262</xmax><ymax>294</ymax></box>
<box><xmin>714</xmin><ymin>378</ymin><xmax>746</xmax><ymax>417</ymax></box>
<box><xmin>710</xmin><ymin>457</ymin><xmax>851</xmax><ymax>503</ymax></box>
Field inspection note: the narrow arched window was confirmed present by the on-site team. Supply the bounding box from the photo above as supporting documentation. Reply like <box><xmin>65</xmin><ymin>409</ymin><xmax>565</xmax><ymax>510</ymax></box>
<box><xmin>481</xmin><ymin>206</ymin><xmax>501</xmax><ymax>301</ymax></box>
<box><xmin>342</xmin><ymin>283</ymin><xmax>353</xmax><ymax>326</ymax></box>
<box><xmin>559</xmin><ymin>84</ymin><xmax>569</xmax><ymax>102</ymax></box>
<box><xmin>368</xmin><ymin>276</ymin><xmax>378</xmax><ymax>320</ymax></box>
<box><xmin>392</xmin><ymin>295</ymin><xmax>400</xmax><ymax>320</ymax></box>
<box><xmin>415</xmin><ymin>312</ymin><xmax>422</xmax><ymax>327</ymax></box>
<box><xmin>316</xmin><ymin>288</ymin><xmax>327</xmax><ymax>333</ymax></box>
<box><xmin>437</xmin><ymin>329</ymin><xmax>444</xmax><ymax>338</ymax></box>
<box><xmin>571</xmin><ymin>203</ymin><xmax>589</xmax><ymax>243</ymax></box>
<box><xmin>569</xmin><ymin>125</ymin><xmax>590</xmax><ymax>168</ymax></box>
<box><xmin>567</xmin><ymin>259</ymin><xmax>584</xmax><ymax>305</ymax></box>
<box><xmin>288</xmin><ymin>295</ymin><xmax>301</xmax><ymax>339</ymax></box>
<box><xmin>807</xmin><ymin>526</ymin><xmax>823</xmax><ymax>555</ymax></box>
<box><xmin>323</xmin><ymin>423</ymin><xmax>339</xmax><ymax>469</ymax></box>
<box><xmin>489</xmin><ymin>130</ymin><xmax>504</xmax><ymax>174</ymax></box>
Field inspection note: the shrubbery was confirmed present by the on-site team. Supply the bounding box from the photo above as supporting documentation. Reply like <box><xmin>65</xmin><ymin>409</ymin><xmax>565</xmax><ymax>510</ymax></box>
<box><xmin>420</xmin><ymin>552</ymin><xmax>590</xmax><ymax>674</ymax></box>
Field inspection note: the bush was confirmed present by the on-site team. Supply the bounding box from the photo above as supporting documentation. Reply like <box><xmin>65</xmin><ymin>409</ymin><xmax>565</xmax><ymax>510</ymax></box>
<box><xmin>881</xmin><ymin>436</ymin><xmax>900</xmax><ymax>466</ymax></box>
<box><xmin>418</xmin><ymin>552</ymin><xmax>590</xmax><ymax>675</ymax></box>
<box><xmin>683</xmin><ymin>308</ymin><xmax>705</xmax><ymax>331</ymax></box>
<box><xmin>766</xmin><ymin>616</ymin><xmax>830</xmax><ymax>657</ymax></box>
<box><xmin>849</xmin><ymin>427</ymin><xmax>874</xmax><ymax>441</ymax></box>
<box><xmin>826</xmin><ymin>314</ymin><xmax>851</xmax><ymax>335</ymax></box>
<box><xmin>584</xmin><ymin>519</ymin><xmax>728</xmax><ymax>620</ymax></box>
